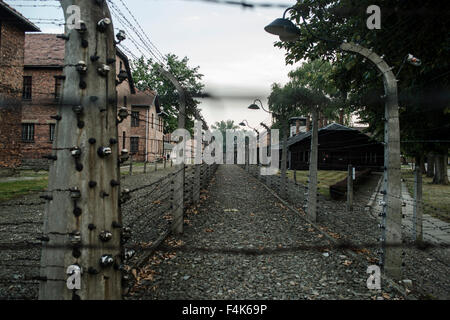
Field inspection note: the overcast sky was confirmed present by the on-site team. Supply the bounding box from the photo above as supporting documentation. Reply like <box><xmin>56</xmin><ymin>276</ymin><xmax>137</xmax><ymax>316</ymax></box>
<box><xmin>8</xmin><ymin>0</ymin><xmax>298</xmax><ymax>131</ymax></box>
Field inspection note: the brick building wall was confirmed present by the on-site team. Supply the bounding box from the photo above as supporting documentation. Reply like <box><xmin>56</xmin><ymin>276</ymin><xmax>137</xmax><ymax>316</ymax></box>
<box><xmin>116</xmin><ymin>65</ymin><xmax>132</xmax><ymax>160</ymax></box>
<box><xmin>116</xmin><ymin>89</ymin><xmax>164</xmax><ymax>163</ymax></box>
<box><xmin>0</xmin><ymin>21</ymin><xmax>25</xmax><ymax>168</ymax></box>
<box><xmin>21</xmin><ymin>68</ymin><xmax>60</xmax><ymax>163</ymax></box>
<box><xmin>17</xmin><ymin>35</ymin><xmax>164</xmax><ymax>168</ymax></box>
<box><xmin>0</xmin><ymin>2</ymin><xmax>39</xmax><ymax>171</ymax></box>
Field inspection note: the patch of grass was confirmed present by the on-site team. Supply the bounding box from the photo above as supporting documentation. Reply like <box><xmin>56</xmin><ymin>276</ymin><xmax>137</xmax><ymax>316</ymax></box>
<box><xmin>0</xmin><ymin>177</ymin><xmax>48</xmax><ymax>202</ymax></box>
<box><xmin>17</xmin><ymin>170</ymin><xmax>48</xmax><ymax>178</ymax></box>
<box><xmin>285</xmin><ymin>170</ymin><xmax>348</xmax><ymax>198</ymax></box>
<box><xmin>402</xmin><ymin>169</ymin><xmax>450</xmax><ymax>223</ymax></box>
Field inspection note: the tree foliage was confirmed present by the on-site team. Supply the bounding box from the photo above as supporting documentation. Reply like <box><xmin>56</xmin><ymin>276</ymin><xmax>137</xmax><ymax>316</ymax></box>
<box><xmin>131</xmin><ymin>53</ymin><xmax>206</xmax><ymax>133</ymax></box>
<box><xmin>211</xmin><ymin>120</ymin><xmax>240</xmax><ymax>154</ymax></box>
<box><xmin>272</xmin><ymin>0</ymin><xmax>449</xmax><ymax>172</ymax></box>
<box><xmin>268</xmin><ymin>59</ymin><xmax>336</xmax><ymax>131</ymax></box>
<box><xmin>211</xmin><ymin>120</ymin><xmax>239</xmax><ymax>133</ymax></box>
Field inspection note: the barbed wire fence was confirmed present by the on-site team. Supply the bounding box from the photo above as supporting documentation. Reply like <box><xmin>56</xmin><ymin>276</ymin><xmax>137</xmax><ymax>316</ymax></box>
<box><xmin>2</xmin><ymin>0</ymin><xmax>449</xmax><ymax>300</ymax></box>
<box><xmin>244</xmin><ymin>159</ymin><xmax>449</xmax><ymax>298</ymax></box>
<box><xmin>0</xmin><ymin>156</ymin><xmax>218</xmax><ymax>299</ymax></box>
<box><xmin>0</xmin><ymin>0</ymin><xmax>220</xmax><ymax>300</ymax></box>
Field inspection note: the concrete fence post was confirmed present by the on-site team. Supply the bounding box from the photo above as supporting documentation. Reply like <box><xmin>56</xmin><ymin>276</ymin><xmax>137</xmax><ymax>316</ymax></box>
<box><xmin>193</xmin><ymin>164</ymin><xmax>201</xmax><ymax>204</ymax></box>
<box><xmin>171</xmin><ymin>166</ymin><xmax>184</xmax><ymax>234</ymax></box>
<box><xmin>129</xmin><ymin>154</ymin><xmax>133</xmax><ymax>175</ymax></box>
<box><xmin>347</xmin><ymin>164</ymin><xmax>353</xmax><ymax>211</ymax></box>
<box><xmin>39</xmin><ymin>0</ymin><xmax>122</xmax><ymax>300</ymax></box>
<box><xmin>413</xmin><ymin>167</ymin><xmax>423</xmax><ymax>243</ymax></box>
<box><xmin>340</xmin><ymin>41</ymin><xmax>402</xmax><ymax>280</ymax></box>
<box><xmin>307</xmin><ymin>107</ymin><xmax>319</xmax><ymax>222</ymax></box>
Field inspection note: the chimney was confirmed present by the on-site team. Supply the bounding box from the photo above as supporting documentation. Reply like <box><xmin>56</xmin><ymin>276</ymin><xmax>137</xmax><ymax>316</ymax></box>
<box><xmin>306</xmin><ymin>116</ymin><xmax>311</xmax><ymax>132</ymax></box>
<box><xmin>339</xmin><ymin>109</ymin><xmax>344</xmax><ymax>124</ymax></box>
<box><xmin>295</xmin><ymin>119</ymin><xmax>300</xmax><ymax>134</ymax></box>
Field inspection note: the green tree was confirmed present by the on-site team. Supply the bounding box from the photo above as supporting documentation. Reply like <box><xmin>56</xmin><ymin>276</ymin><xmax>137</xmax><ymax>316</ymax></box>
<box><xmin>211</xmin><ymin>120</ymin><xmax>240</xmax><ymax>154</ymax></box>
<box><xmin>267</xmin><ymin>81</ymin><xmax>329</xmax><ymax>199</ymax></box>
<box><xmin>211</xmin><ymin>120</ymin><xmax>239</xmax><ymax>131</ymax></box>
<box><xmin>273</xmin><ymin>0</ymin><xmax>449</xmax><ymax>184</ymax></box>
<box><xmin>131</xmin><ymin>53</ymin><xmax>206</xmax><ymax>133</ymax></box>
<box><xmin>287</xmin><ymin>59</ymin><xmax>348</xmax><ymax>123</ymax></box>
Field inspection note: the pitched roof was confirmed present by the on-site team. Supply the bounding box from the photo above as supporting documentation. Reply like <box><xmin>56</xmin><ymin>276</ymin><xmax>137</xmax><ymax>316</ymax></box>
<box><xmin>286</xmin><ymin>123</ymin><xmax>362</xmax><ymax>147</ymax></box>
<box><xmin>23</xmin><ymin>34</ymin><xmax>141</xmax><ymax>99</ymax></box>
<box><xmin>0</xmin><ymin>1</ymin><xmax>40</xmax><ymax>32</ymax></box>
<box><xmin>24</xmin><ymin>34</ymin><xmax>65</xmax><ymax>67</ymax></box>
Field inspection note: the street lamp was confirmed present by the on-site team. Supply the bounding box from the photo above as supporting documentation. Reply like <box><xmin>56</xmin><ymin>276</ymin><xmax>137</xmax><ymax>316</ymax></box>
<box><xmin>248</xmin><ymin>99</ymin><xmax>271</xmax><ymax>114</ymax></box>
<box><xmin>248</xmin><ymin>99</ymin><xmax>277</xmax><ymax>125</ymax></box>
<box><xmin>264</xmin><ymin>8</ymin><xmax>301</xmax><ymax>42</ymax></box>
<box><xmin>247</xmin><ymin>97</ymin><xmax>288</xmax><ymax>198</ymax></box>
<box><xmin>260</xmin><ymin>122</ymin><xmax>271</xmax><ymax>157</ymax></box>
<box><xmin>239</xmin><ymin>119</ymin><xmax>259</xmax><ymax>135</ymax></box>
<box><xmin>264</xmin><ymin>6</ymin><xmax>422</xmax><ymax>280</ymax></box>
<box><xmin>260</xmin><ymin>122</ymin><xmax>270</xmax><ymax>131</ymax></box>
<box><xmin>239</xmin><ymin>120</ymin><xmax>260</xmax><ymax>170</ymax></box>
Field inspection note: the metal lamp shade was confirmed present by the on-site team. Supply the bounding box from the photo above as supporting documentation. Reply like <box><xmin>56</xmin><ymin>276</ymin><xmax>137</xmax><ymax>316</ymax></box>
<box><xmin>264</xmin><ymin>18</ymin><xmax>301</xmax><ymax>39</ymax></box>
<box><xmin>248</xmin><ymin>103</ymin><xmax>260</xmax><ymax>110</ymax></box>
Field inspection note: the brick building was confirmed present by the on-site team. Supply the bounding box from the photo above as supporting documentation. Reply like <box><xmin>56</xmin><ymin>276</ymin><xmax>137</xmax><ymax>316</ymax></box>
<box><xmin>0</xmin><ymin>1</ymin><xmax>39</xmax><ymax>171</ymax></box>
<box><xmin>19</xmin><ymin>33</ymin><xmax>163</xmax><ymax>168</ymax></box>
<box><xmin>115</xmin><ymin>52</ymin><xmax>164</xmax><ymax>162</ymax></box>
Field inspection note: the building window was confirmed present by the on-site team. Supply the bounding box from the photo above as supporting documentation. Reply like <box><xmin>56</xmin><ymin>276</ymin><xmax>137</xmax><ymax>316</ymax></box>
<box><xmin>130</xmin><ymin>137</ymin><xmax>139</xmax><ymax>154</ymax></box>
<box><xmin>21</xmin><ymin>123</ymin><xmax>35</xmax><ymax>142</ymax></box>
<box><xmin>22</xmin><ymin>76</ymin><xmax>32</xmax><ymax>100</ymax></box>
<box><xmin>49</xmin><ymin>124</ymin><xmax>56</xmax><ymax>141</ymax></box>
<box><xmin>122</xmin><ymin>131</ymin><xmax>126</xmax><ymax>149</ymax></box>
<box><xmin>151</xmin><ymin>113</ymin><xmax>154</xmax><ymax>129</ymax></box>
<box><xmin>54</xmin><ymin>77</ymin><xmax>63</xmax><ymax>100</ymax></box>
<box><xmin>131</xmin><ymin>111</ymin><xmax>139</xmax><ymax>127</ymax></box>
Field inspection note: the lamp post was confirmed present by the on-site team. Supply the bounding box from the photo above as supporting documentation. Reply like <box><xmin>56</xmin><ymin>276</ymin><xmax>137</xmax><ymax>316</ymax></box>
<box><xmin>247</xmin><ymin>100</ymin><xmax>288</xmax><ymax>199</ymax></box>
<box><xmin>239</xmin><ymin>119</ymin><xmax>259</xmax><ymax>135</ymax></box>
<box><xmin>264</xmin><ymin>7</ymin><xmax>420</xmax><ymax>281</ymax></box>
<box><xmin>158</xmin><ymin>109</ymin><xmax>169</xmax><ymax>165</ymax></box>
<box><xmin>239</xmin><ymin>120</ymin><xmax>259</xmax><ymax>171</ymax></box>
<box><xmin>260</xmin><ymin>122</ymin><xmax>271</xmax><ymax>156</ymax></box>
<box><xmin>248</xmin><ymin>99</ymin><xmax>274</xmax><ymax>124</ymax></box>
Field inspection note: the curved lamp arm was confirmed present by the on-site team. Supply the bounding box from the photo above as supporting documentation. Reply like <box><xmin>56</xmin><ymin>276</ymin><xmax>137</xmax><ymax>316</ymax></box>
<box><xmin>240</xmin><ymin>119</ymin><xmax>259</xmax><ymax>134</ymax></box>
<box><xmin>260</xmin><ymin>122</ymin><xmax>270</xmax><ymax>131</ymax></box>
<box><xmin>253</xmin><ymin>99</ymin><xmax>272</xmax><ymax>114</ymax></box>
<box><xmin>240</xmin><ymin>119</ymin><xmax>253</xmax><ymax>128</ymax></box>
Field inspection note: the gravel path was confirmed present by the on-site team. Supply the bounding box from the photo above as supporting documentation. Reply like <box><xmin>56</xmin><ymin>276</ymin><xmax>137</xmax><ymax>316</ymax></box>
<box><xmin>129</xmin><ymin>165</ymin><xmax>402</xmax><ymax>300</ymax></box>
<box><xmin>0</xmin><ymin>167</ymin><xmax>179</xmax><ymax>300</ymax></box>
<box><xmin>1</xmin><ymin>165</ymin><xmax>446</xmax><ymax>300</ymax></box>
